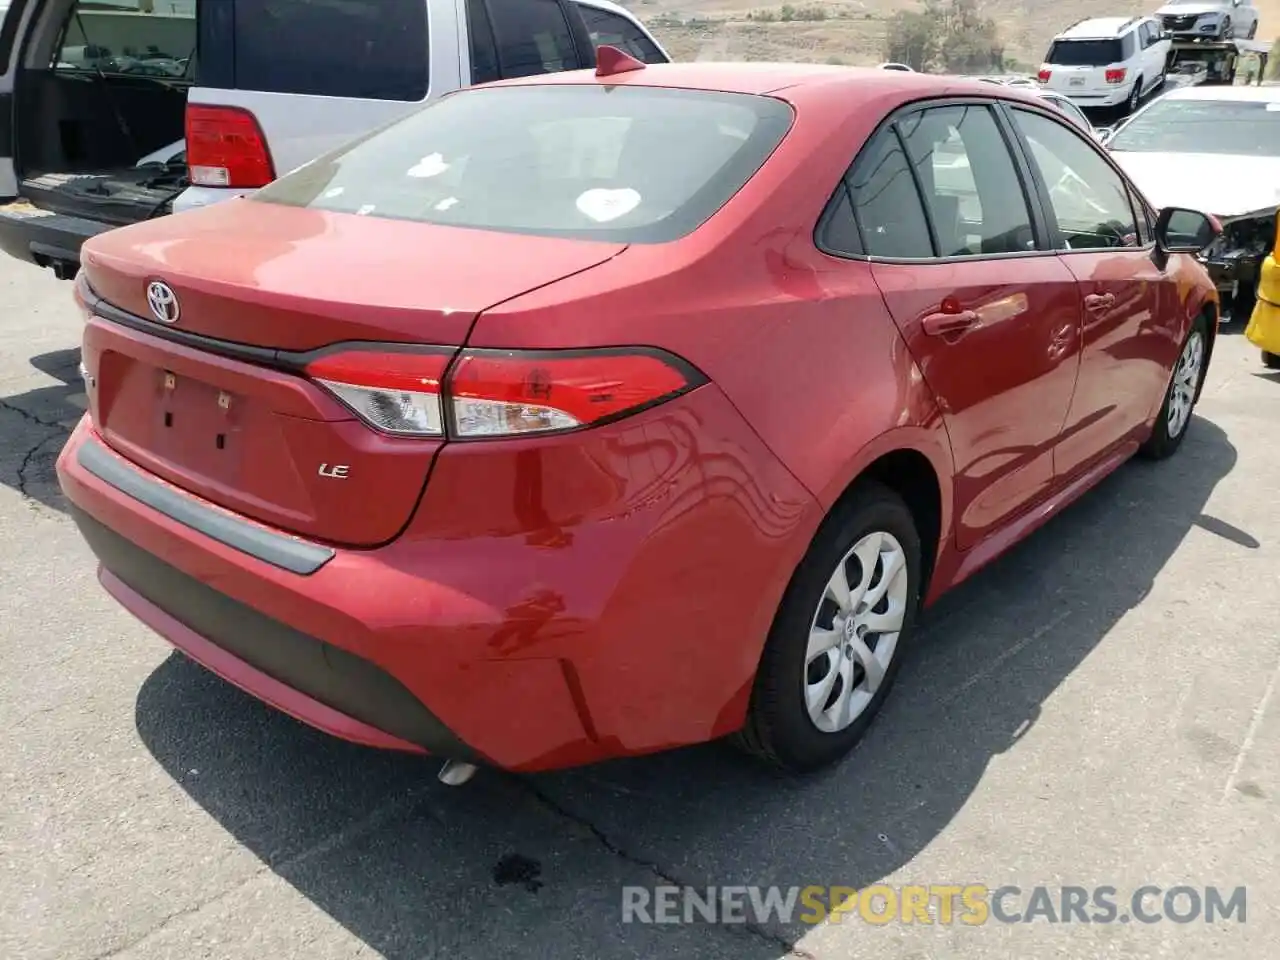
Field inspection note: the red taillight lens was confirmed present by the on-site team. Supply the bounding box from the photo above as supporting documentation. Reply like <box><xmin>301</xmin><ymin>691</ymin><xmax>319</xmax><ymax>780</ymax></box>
<box><xmin>447</xmin><ymin>349</ymin><xmax>700</xmax><ymax>438</ymax></box>
<box><xmin>185</xmin><ymin>104</ymin><xmax>276</xmax><ymax>189</ymax></box>
<box><xmin>1038</xmin><ymin>68</ymin><xmax>1051</xmax><ymax>82</ymax></box>
<box><xmin>303</xmin><ymin>346</ymin><xmax>704</xmax><ymax>440</ymax></box>
<box><xmin>304</xmin><ymin>348</ymin><xmax>451</xmax><ymax>437</ymax></box>
<box><xmin>1105</xmin><ymin>68</ymin><xmax>1127</xmax><ymax>84</ymax></box>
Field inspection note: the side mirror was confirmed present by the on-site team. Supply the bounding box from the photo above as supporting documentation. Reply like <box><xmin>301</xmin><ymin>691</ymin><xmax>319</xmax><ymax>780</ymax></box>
<box><xmin>1155</xmin><ymin>207</ymin><xmax>1221</xmax><ymax>254</ymax></box>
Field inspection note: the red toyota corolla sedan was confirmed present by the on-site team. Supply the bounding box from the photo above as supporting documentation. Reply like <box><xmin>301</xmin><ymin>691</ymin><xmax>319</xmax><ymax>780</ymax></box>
<box><xmin>58</xmin><ymin>55</ymin><xmax>1220</xmax><ymax>782</ymax></box>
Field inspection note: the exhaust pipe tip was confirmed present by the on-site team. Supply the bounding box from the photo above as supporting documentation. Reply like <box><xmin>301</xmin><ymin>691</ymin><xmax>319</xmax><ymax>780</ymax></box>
<box><xmin>438</xmin><ymin>760</ymin><xmax>478</xmax><ymax>786</ymax></box>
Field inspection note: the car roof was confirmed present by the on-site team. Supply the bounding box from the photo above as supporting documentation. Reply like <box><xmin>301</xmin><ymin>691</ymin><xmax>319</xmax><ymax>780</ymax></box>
<box><xmin>1056</xmin><ymin>16</ymin><xmax>1142</xmax><ymax>40</ymax></box>
<box><xmin>480</xmin><ymin>61</ymin><xmax>1046</xmax><ymax>104</ymax></box>
<box><xmin>575</xmin><ymin>0</ymin><xmax>641</xmax><ymax>18</ymax></box>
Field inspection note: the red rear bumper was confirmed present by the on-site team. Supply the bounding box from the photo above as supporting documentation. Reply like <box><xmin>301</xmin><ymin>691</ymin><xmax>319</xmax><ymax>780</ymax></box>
<box><xmin>57</xmin><ymin>386</ymin><xmax>820</xmax><ymax>772</ymax></box>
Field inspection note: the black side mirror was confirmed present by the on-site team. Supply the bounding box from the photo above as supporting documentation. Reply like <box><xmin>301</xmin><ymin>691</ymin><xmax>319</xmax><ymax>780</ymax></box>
<box><xmin>1155</xmin><ymin>207</ymin><xmax>1221</xmax><ymax>254</ymax></box>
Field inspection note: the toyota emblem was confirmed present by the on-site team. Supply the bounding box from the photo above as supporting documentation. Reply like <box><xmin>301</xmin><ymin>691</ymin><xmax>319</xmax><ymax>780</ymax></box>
<box><xmin>146</xmin><ymin>281</ymin><xmax>180</xmax><ymax>324</ymax></box>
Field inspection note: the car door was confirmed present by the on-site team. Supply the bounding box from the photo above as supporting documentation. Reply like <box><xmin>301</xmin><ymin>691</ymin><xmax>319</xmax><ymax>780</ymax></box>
<box><xmin>1003</xmin><ymin>104</ymin><xmax>1168</xmax><ymax>482</ymax></box>
<box><xmin>1142</xmin><ymin>22</ymin><xmax>1167</xmax><ymax>87</ymax></box>
<box><xmin>851</xmin><ymin>101</ymin><xmax>1084</xmax><ymax>551</ymax></box>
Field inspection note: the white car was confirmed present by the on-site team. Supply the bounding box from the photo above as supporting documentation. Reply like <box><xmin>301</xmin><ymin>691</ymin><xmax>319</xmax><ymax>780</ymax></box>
<box><xmin>1155</xmin><ymin>0</ymin><xmax>1259</xmax><ymax>40</ymax></box>
<box><xmin>0</xmin><ymin>0</ymin><xmax>669</xmax><ymax>280</ymax></box>
<box><xmin>1106</xmin><ymin>84</ymin><xmax>1280</xmax><ymax>312</ymax></box>
<box><xmin>1039</xmin><ymin>16</ymin><xmax>1171</xmax><ymax>114</ymax></box>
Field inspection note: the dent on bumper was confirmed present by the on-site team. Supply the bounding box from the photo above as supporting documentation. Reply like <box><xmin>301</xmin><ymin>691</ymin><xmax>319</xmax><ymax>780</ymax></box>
<box><xmin>56</xmin><ymin>384</ymin><xmax>821</xmax><ymax>771</ymax></box>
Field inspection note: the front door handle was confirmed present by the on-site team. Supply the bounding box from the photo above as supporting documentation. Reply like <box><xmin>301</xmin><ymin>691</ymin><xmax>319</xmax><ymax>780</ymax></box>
<box><xmin>1084</xmin><ymin>293</ymin><xmax>1116</xmax><ymax>312</ymax></box>
<box><xmin>922</xmin><ymin>309</ymin><xmax>979</xmax><ymax>337</ymax></box>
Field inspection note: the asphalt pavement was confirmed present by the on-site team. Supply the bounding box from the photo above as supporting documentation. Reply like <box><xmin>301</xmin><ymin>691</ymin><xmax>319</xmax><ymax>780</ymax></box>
<box><xmin>2</xmin><ymin>256</ymin><xmax>1279</xmax><ymax>960</ymax></box>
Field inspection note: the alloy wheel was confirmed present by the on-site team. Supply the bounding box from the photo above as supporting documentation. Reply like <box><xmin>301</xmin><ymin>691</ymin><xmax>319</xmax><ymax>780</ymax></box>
<box><xmin>1167</xmin><ymin>330</ymin><xmax>1204</xmax><ymax>439</ymax></box>
<box><xmin>803</xmin><ymin>531</ymin><xmax>909</xmax><ymax>734</ymax></box>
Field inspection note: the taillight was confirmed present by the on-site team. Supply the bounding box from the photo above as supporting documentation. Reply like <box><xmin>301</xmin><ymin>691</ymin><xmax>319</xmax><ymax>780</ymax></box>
<box><xmin>1038</xmin><ymin>67</ymin><xmax>1051</xmax><ymax>82</ymax></box>
<box><xmin>304</xmin><ymin>348</ymin><xmax>451</xmax><ymax>437</ymax></box>
<box><xmin>1105</xmin><ymin>68</ymin><xmax>1127</xmax><ymax>84</ymax></box>
<box><xmin>448</xmin><ymin>349</ymin><xmax>699</xmax><ymax>438</ymax></box>
<box><xmin>304</xmin><ymin>346</ymin><xmax>704</xmax><ymax>440</ymax></box>
<box><xmin>185</xmin><ymin>104</ymin><xmax>276</xmax><ymax>189</ymax></box>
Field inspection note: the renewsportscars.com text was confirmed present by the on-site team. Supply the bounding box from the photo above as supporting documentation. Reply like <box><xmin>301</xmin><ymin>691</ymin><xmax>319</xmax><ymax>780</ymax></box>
<box><xmin>621</xmin><ymin>884</ymin><xmax>1247</xmax><ymax>926</ymax></box>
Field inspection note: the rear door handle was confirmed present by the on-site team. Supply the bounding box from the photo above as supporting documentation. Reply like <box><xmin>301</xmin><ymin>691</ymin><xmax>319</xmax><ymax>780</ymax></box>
<box><xmin>921</xmin><ymin>309</ymin><xmax>979</xmax><ymax>337</ymax></box>
<box><xmin>1084</xmin><ymin>293</ymin><xmax>1115</xmax><ymax>312</ymax></box>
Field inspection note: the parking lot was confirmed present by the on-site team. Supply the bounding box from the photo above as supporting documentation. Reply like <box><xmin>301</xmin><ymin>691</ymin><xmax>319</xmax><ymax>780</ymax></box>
<box><xmin>2</xmin><ymin>255</ymin><xmax>1280</xmax><ymax>959</ymax></box>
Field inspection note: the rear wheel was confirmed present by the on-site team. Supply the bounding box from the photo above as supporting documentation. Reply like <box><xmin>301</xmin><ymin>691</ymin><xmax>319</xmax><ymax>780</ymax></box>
<box><xmin>1127</xmin><ymin>77</ymin><xmax>1143</xmax><ymax>114</ymax></box>
<box><xmin>735</xmin><ymin>482</ymin><xmax>921</xmax><ymax>773</ymax></box>
<box><xmin>1263</xmin><ymin>351</ymin><xmax>1280</xmax><ymax>369</ymax></box>
<box><xmin>1140</xmin><ymin>315</ymin><xmax>1209</xmax><ymax>460</ymax></box>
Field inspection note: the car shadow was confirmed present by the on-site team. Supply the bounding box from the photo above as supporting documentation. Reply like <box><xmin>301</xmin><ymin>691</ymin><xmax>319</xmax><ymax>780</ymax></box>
<box><xmin>133</xmin><ymin>415</ymin><xmax>1239</xmax><ymax>958</ymax></box>
<box><xmin>0</xmin><ymin>348</ymin><xmax>83</xmax><ymax>514</ymax></box>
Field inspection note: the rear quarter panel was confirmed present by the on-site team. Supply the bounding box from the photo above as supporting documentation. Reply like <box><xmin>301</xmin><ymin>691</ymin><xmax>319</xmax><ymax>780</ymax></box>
<box><xmin>467</xmin><ymin>78</ymin><xmax>957</xmax><ymax>568</ymax></box>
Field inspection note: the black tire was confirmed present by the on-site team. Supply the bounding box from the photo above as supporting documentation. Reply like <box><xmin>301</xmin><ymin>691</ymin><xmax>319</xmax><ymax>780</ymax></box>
<box><xmin>1263</xmin><ymin>351</ymin><xmax>1280</xmax><ymax>369</ymax></box>
<box><xmin>1127</xmin><ymin>77</ymin><xmax>1143</xmax><ymax>114</ymax></box>
<box><xmin>734</xmin><ymin>482</ymin><xmax>922</xmax><ymax>773</ymax></box>
<box><xmin>1222</xmin><ymin>17</ymin><xmax>1232</xmax><ymax>39</ymax></box>
<box><xmin>1139</xmin><ymin>314</ymin><xmax>1210</xmax><ymax>460</ymax></box>
<box><xmin>1248</xmin><ymin>21</ymin><xmax>1258</xmax><ymax>39</ymax></box>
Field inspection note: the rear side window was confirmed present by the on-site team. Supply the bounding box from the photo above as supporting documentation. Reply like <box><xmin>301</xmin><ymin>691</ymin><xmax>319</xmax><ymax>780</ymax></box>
<box><xmin>251</xmin><ymin>85</ymin><xmax>793</xmax><ymax>243</ymax></box>
<box><xmin>231</xmin><ymin>0</ymin><xmax>428</xmax><ymax>100</ymax></box>
<box><xmin>575</xmin><ymin>3</ymin><xmax>665</xmax><ymax>63</ymax></box>
<box><xmin>1046</xmin><ymin>39</ymin><xmax>1122</xmax><ymax>66</ymax></box>
<box><xmin>847</xmin><ymin>128</ymin><xmax>934</xmax><ymax>259</ymax></box>
<box><xmin>899</xmin><ymin>105</ymin><xmax>1035</xmax><ymax>256</ymax></box>
<box><xmin>485</xmin><ymin>0</ymin><xmax>582</xmax><ymax>79</ymax></box>
<box><xmin>51</xmin><ymin>0</ymin><xmax>197</xmax><ymax>79</ymax></box>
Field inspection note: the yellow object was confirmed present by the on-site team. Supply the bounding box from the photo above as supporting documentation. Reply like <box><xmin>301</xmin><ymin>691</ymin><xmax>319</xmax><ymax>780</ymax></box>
<box><xmin>1245</xmin><ymin>212</ymin><xmax>1280</xmax><ymax>355</ymax></box>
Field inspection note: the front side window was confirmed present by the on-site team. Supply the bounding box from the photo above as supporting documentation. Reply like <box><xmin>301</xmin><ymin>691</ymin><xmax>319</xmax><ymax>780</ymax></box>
<box><xmin>575</xmin><ymin>3</ymin><xmax>665</xmax><ymax>63</ymax></box>
<box><xmin>232</xmin><ymin>0</ymin><xmax>428</xmax><ymax>101</ymax></box>
<box><xmin>485</xmin><ymin>0</ymin><xmax>582</xmax><ymax>79</ymax></box>
<box><xmin>52</xmin><ymin>0</ymin><xmax>196</xmax><ymax>79</ymax></box>
<box><xmin>1108</xmin><ymin>97</ymin><xmax>1280</xmax><ymax>157</ymax></box>
<box><xmin>846</xmin><ymin>128</ymin><xmax>934</xmax><ymax>259</ymax></box>
<box><xmin>898</xmin><ymin>104</ymin><xmax>1036</xmax><ymax>257</ymax></box>
<box><xmin>1012</xmin><ymin>108</ymin><xmax>1139</xmax><ymax>251</ymax></box>
<box><xmin>252</xmin><ymin>85</ymin><xmax>793</xmax><ymax>244</ymax></box>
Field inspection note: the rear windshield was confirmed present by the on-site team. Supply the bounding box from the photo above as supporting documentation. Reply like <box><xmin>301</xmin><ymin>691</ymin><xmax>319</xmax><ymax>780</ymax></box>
<box><xmin>251</xmin><ymin>85</ymin><xmax>795</xmax><ymax>243</ymax></box>
<box><xmin>1047</xmin><ymin>39</ymin><xmax>1123</xmax><ymax>65</ymax></box>
<box><xmin>1108</xmin><ymin>98</ymin><xmax>1280</xmax><ymax>156</ymax></box>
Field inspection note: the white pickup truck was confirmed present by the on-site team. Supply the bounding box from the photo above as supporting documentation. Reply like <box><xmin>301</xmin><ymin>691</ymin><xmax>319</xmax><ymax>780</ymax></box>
<box><xmin>0</xmin><ymin>0</ymin><xmax>669</xmax><ymax>280</ymax></box>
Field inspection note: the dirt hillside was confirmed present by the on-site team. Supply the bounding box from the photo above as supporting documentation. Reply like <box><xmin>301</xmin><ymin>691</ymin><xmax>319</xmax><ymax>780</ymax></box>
<box><xmin>621</xmin><ymin>0</ymin><xmax>1280</xmax><ymax>69</ymax></box>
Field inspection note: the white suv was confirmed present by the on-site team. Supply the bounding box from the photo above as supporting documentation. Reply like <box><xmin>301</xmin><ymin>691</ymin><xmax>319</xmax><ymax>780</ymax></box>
<box><xmin>1039</xmin><ymin>16</ymin><xmax>1171</xmax><ymax>114</ymax></box>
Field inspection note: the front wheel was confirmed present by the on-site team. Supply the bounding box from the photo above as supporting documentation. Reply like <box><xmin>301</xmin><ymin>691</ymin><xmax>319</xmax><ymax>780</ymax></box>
<box><xmin>1140</xmin><ymin>316</ymin><xmax>1209</xmax><ymax>460</ymax></box>
<box><xmin>735</xmin><ymin>482</ymin><xmax>921</xmax><ymax>773</ymax></box>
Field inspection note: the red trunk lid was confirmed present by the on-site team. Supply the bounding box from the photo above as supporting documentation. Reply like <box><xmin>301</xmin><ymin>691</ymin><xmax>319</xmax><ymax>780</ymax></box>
<box><xmin>78</xmin><ymin>200</ymin><xmax>626</xmax><ymax>547</ymax></box>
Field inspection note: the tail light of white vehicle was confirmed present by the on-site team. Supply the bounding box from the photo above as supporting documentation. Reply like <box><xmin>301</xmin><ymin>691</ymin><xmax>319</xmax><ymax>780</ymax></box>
<box><xmin>1105</xmin><ymin>68</ymin><xmax>1127</xmax><ymax>84</ymax></box>
<box><xmin>185</xmin><ymin>104</ymin><xmax>277</xmax><ymax>189</ymax></box>
<box><xmin>1038</xmin><ymin>66</ymin><xmax>1051</xmax><ymax>82</ymax></box>
<box><xmin>304</xmin><ymin>346</ymin><xmax>706</xmax><ymax>440</ymax></box>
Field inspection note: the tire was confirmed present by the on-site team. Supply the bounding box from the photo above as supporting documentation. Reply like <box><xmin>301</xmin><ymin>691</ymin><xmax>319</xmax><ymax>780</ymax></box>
<box><xmin>1263</xmin><ymin>351</ymin><xmax>1280</xmax><ymax>369</ymax></box>
<box><xmin>734</xmin><ymin>482</ymin><xmax>922</xmax><ymax>773</ymax></box>
<box><xmin>1248</xmin><ymin>21</ymin><xmax>1258</xmax><ymax>39</ymax></box>
<box><xmin>1127</xmin><ymin>77</ymin><xmax>1143</xmax><ymax>114</ymax></box>
<box><xmin>1222</xmin><ymin>17</ymin><xmax>1232</xmax><ymax>39</ymax></box>
<box><xmin>1139</xmin><ymin>315</ymin><xmax>1209</xmax><ymax>460</ymax></box>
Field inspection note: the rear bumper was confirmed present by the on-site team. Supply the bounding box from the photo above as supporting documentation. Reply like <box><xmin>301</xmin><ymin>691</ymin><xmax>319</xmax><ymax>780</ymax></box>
<box><xmin>171</xmin><ymin>185</ymin><xmax>256</xmax><ymax>215</ymax></box>
<box><xmin>1059</xmin><ymin>86</ymin><xmax>1132</xmax><ymax>108</ymax></box>
<box><xmin>0</xmin><ymin>201</ymin><xmax>111</xmax><ymax>276</ymax></box>
<box><xmin>58</xmin><ymin>392</ymin><xmax>819</xmax><ymax>770</ymax></box>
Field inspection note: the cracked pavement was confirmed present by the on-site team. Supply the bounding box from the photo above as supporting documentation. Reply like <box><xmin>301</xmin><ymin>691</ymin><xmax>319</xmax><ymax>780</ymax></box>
<box><xmin>3</xmin><ymin>256</ymin><xmax>1280</xmax><ymax>960</ymax></box>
